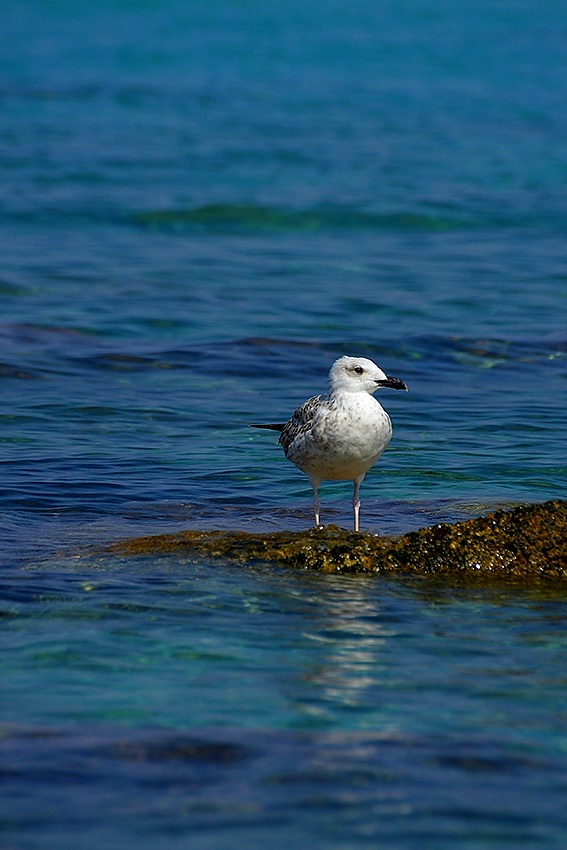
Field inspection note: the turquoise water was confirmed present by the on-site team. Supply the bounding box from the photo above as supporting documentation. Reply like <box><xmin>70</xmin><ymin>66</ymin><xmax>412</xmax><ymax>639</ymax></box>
<box><xmin>1</xmin><ymin>1</ymin><xmax>566</xmax><ymax>847</ymax></box>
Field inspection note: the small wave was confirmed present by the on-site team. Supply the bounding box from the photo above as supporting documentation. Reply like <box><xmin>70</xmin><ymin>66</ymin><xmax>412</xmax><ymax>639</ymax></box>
<box><xmin>0</xmin><ymin>361</ymin><xmax>41</xmax><ymax>380</ymax></box>
<box><xmin>132</xmin><ymin>203</ymin><xmax>472</xmax><ymax>234</ymax></box>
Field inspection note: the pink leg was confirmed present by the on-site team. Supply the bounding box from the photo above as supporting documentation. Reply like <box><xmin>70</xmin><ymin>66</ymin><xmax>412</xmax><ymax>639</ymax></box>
<box><xmin>352</xmin><ymin>476</ymin><xmax>364</xmax><ymax>532</ymax></box>
<box><xmin>310</xmin><ymin>477</ymin><xmax>321</xmax><ymax>527</ymax></box>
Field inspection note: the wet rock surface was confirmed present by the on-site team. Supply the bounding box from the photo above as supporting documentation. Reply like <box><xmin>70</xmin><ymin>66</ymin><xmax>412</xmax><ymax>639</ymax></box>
<box><xmin>106</xmin><ymin>500</ymin><xmax>567</xmax><ymax>580</ymax></box>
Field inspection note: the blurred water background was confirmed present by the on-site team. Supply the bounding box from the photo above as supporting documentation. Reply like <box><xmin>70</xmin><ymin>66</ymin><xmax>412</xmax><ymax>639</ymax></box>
<box><xmin>1</xmin><ymin>1</ymin><xmax>566</xmax><ymax>848</ymax></box>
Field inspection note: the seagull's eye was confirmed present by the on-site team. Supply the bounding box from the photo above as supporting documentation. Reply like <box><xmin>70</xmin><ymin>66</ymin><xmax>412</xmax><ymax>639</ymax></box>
<box><xmin>353</xmin><ymin>366</ymin><xmax>364</xmax><ymax>375</ymax></box>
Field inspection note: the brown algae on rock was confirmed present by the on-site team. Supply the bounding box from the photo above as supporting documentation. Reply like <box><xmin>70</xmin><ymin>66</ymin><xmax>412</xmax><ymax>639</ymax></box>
<box><xmin>104</xmin><ymin>500</ymin><xmax>567</xmax><ymax>580</ymax></box>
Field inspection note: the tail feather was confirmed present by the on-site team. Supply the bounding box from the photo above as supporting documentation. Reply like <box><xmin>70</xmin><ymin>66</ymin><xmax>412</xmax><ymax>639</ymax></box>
<box><xmin>250</xmin><ymin>423</ymin><xmax>285</xmax><ymax>432</ymax></box>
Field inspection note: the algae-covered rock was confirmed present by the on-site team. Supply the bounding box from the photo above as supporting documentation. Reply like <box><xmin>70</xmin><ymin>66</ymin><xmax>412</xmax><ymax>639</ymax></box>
<box><xmin>106</xmin><ymin>500</ymin><xmax>567</xmax><ymax>580</ymax></box>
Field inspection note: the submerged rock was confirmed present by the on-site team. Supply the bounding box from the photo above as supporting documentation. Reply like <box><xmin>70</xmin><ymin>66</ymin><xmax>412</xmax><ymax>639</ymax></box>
<box><xmin>107</xmin><ymin>500</ymin><xmax>567</xmax><ymax>580</ymax></box>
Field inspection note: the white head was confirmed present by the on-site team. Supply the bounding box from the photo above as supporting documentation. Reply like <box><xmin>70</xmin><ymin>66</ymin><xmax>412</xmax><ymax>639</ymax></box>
<box><xmin>328</xmin><ymin>356</ymin><xmax>408</xmax><ymax>395</ymax></box>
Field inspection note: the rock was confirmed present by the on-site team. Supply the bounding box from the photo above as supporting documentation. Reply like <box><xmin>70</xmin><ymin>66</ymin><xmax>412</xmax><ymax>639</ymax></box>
<box><xmin>106</xmin><ymin>500</ymin><xmax>567</xmax><ymax>580</ymax></box>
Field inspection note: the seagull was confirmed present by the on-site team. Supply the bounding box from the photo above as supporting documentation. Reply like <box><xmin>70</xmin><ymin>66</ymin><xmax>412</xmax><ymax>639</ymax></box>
<box><xmin>252</xmin><ymin>355</ymin><xmax>407</xmax><ymax>531</ymax></box>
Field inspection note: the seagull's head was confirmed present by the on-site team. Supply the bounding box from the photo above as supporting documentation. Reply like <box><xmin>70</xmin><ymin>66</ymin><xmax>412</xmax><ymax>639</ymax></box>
<box><xmin>329</xmin><ymin>356</ymin><xmax>408</xmax><ymax>395</ymax></box>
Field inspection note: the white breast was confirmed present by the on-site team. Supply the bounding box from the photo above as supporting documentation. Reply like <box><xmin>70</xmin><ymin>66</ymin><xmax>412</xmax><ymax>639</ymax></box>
<box><xmin>285</xmin><ymin>392</ymin><xmax>393</xmax><ymax>481</ymax></box>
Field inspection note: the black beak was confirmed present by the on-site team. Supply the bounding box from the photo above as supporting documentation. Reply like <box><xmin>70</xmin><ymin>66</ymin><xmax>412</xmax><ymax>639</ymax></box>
<box><xmin>376</xmin><ymin>375</ymin><xmax>408</xmax><ymax>391</ymax></box>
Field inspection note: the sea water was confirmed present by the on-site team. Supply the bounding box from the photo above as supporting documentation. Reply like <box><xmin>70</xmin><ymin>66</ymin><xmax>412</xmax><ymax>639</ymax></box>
<box><xmin>1</xmin><ymin>1</ymin><xmax>566</xmax><ymax>848</ymax></box>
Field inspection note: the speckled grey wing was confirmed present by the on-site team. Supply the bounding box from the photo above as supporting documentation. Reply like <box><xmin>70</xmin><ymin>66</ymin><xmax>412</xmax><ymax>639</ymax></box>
<box><xmin>278</xmin><ymin>394</ymin><xmax>328</xmax><ymax>454</ymax></box>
